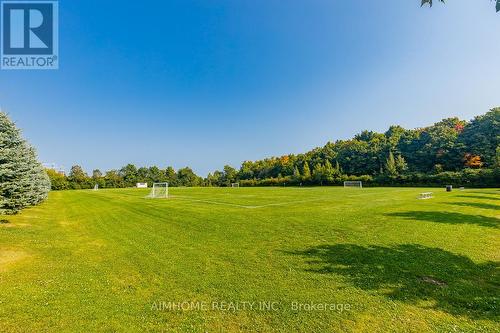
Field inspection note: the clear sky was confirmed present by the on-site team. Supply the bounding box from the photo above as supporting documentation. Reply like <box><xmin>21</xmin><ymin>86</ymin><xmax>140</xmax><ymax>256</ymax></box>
<box><xmin>1</xmin><ymin>0</ymin><xmax>499</xmax><ymax>176</ymax></box>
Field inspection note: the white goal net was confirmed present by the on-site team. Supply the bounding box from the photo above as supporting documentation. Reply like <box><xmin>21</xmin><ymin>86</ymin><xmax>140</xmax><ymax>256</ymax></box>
<box><xmin>147</xmin><ymin>182</ymin><xmax>169</xmax><ymax>198</ymax></box>
<box><xmin>344</xmin><ymin>181</ymin><xmax>362</xmax><ymax>188</ymax></box>
<box><xmin>231</xmin><ymin>183</ymin><xmax>240</xmax><ymax>188</ymax></box>
<box><xmin>93</xmin><ymin>184</ymin><xmax>98</xmax><ymax>191</ymax></box>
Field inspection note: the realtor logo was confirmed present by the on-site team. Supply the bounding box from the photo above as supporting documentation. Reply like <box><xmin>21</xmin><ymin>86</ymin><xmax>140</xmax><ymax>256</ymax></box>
<box><xmin>1</xmin><ymin>0</ymin><xmax>58</xmax><ymax>69</ymax></box>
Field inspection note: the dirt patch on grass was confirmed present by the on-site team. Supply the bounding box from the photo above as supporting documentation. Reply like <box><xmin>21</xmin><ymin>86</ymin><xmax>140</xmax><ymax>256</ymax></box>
<box><xmin>421</xmin><ymin>276</ymin><xmax>447</xmax><ymax>287</ymax></box>
<box><xmin>0</xmin><ymin>221</ymin><xmax>32</xmax><ymax>228</ymax></box>
<box><xmin>0</xmin><ymin>249</ymin><xmax>30</xmax><ymax>272</ymax></box>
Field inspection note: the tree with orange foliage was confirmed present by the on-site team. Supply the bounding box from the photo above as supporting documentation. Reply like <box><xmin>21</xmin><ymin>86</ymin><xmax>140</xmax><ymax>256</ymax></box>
<box><xmin>464</xmin><ymin>154</ymin><xmax>483</xmax><ymax>168</ymax></box>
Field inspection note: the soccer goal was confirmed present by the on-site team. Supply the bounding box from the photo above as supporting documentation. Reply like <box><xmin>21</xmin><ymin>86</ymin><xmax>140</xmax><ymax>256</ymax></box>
<box><xmin>147</xmin><ymin>183</ymin><xmax>169</xmax><ymax>198</ymax></box>
<box><xmin>93</xmin><ymin>184</ymin><xmax>98</xmax><ymax>191</ymax></box>
<box><xmin>344</xmin><ymin>181</ymin><xmax>362</xmax><ymax>188</ymax></box>
<box><xmin>231</xmin><ymin>183</ymin><xmax>240</xmax><ymax>188</ymax></box>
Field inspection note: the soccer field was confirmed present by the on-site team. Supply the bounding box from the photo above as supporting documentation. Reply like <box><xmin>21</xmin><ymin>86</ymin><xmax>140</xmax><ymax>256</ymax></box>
<box><xmin>0</xmin><ymin>187</ymin><xmax>498</xmax><ymax>332</ymax></box>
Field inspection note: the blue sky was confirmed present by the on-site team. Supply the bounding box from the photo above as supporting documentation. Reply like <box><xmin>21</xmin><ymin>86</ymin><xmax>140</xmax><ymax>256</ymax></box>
<box><xmin>1</xmin><ymin>0</ymin><xmax>499</xmax><ymax>176</ymax></box>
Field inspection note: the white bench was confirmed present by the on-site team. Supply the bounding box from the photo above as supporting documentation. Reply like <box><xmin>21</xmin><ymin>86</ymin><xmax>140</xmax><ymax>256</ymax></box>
<box><xmin>419</xmin><ymin>192</ymin><xmax>433</xmax><ymax>200</ymax></box>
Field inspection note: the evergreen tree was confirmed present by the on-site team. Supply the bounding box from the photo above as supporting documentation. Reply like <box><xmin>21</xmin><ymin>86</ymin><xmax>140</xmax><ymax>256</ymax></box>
<box><xmin>302</xmin><ymin>162</ymin><xmax>311</xmax><ymax>181</ymax></box>
<box><xmin>395</xmin><ymin>155</ymin><xmax>408</xmax><ymax>173</ymax></box>
<box><xmin>323</xmin><ymin>160</ymin><xmax>334</xmax><ymax>182</ymax></box>
<box><xmin>292</xmin><ymin>166</ymin><xmax>301</xmax><ymax>180</ymax></box>
<box><xmin>334</xmin><ymin>161</ymin><xmax>342</xmax><ymax>177</ymax></box>
<box><xmin>385</xmin><ymin>151</ymin><xmax>397</xmax><ymax>176</ymax></box>
<box><xmin>0</xmin><ymin>112</ymin><xmax>50</xmax><ymax>214</ymax></box>
<box><xmin>312</xmin><ymin>163</ymin><xmax>323</xmax><ymax>184</ymax></box>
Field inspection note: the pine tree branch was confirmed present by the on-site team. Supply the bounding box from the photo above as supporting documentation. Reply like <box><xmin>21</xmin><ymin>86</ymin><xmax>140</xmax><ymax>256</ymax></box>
<box><xmin>421</xmin><ymin>0</ymin><xmax>500</xmax><ymax>12</ymax></box>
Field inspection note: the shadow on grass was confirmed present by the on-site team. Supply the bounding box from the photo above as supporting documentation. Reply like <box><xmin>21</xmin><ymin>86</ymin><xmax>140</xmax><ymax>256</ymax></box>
<box><xmin>287</xmin><ymin>244</ymin><xmax>499</xmax><ymax>319</ymax></box>
<box><xmin>456</xmin><ymin>195</ymin><xmax>500</xmax><ymax>201</ymax></box>
<box><xmin>0</xmin><ymin>219</ymin><xmax>9</xmax><ymax>224</ymax></box>
<box><xmin>387</xmin><ymin>211</ymin><xmax>499</xmax><ymax>228</ymax></box>
<box><xmin>447</xmin><ymin>202</ymin><xmax>500</xmax><ymax>211</ymax></box>
<box><xmin>467</xmin><ymin>190</ymin><xmax>500</xmax><ymax>195</ymax></box>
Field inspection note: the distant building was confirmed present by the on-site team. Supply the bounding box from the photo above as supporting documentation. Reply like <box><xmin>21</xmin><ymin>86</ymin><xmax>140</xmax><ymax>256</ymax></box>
<box><xmin>136</xmin><ymin>183</ymin><xmax>148</xmax><ymax>188</ymax></box>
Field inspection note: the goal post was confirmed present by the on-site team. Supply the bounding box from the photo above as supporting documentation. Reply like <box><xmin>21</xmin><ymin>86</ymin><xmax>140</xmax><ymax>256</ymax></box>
<box><xmin>93</xmin><ymin>184</ymin><xmax>98</xmax><ymax>191</ymax></box>
<box><xmin>147</xmin><ymin>182</ymin><xmax>169</xmax><ymax>198</ymax></box>
<box><xmin>231</xmin><ymin>183</ymin><xmax>240</xmax><ymax>188</ymax></box>
<box><xmin>344</xmin><ymin>181</ymin><xmax>362</xmax><ymax>188</ymax></box>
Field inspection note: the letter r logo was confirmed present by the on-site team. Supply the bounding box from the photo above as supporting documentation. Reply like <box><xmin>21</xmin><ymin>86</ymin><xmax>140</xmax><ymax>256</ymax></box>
<box><xmin>2</xmin><ymin>2</ymin><xmax>54</xmax><ymax>55</ymax></box>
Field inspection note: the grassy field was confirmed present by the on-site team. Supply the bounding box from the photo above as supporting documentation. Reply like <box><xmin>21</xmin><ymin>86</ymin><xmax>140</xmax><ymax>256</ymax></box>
<box><xmin>0</xmin><ymin>187</ymin><xmax>498</xmax><ymax>332</ymax></box>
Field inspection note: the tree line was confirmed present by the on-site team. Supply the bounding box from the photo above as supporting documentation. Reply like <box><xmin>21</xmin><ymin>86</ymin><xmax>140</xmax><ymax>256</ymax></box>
<box><xmin>48</xmin><ymin>108</ymin><xmax>500</xmax><ymax>190</ymax></box>
<box><xmin>47</xmin><ymin>165</ymin><xmax>204</xmax><ymax>190</ymax></box>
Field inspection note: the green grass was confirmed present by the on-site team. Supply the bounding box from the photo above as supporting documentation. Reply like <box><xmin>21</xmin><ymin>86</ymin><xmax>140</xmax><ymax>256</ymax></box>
<box><xmin>0</xmin><ymin>187</ymin><xmax>498</xmax><ymax>332</ymax></box>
